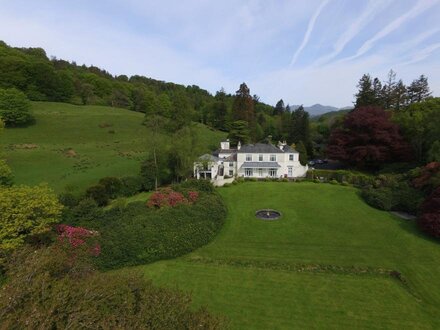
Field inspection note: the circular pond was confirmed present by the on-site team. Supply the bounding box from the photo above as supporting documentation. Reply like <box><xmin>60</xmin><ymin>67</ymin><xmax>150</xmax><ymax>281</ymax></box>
<box><xmin>255</xmin><ymin>209</ymin><xmax>281</xmax><ymax>221</ymax></box>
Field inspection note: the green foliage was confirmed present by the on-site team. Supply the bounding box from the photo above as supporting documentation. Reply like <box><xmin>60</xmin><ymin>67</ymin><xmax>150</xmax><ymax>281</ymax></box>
<box><xmin>296</xmin><ymin>141</ymin><xmax>308</xmax><ymax>166</ymax></box>
<box><xmin>0</xmin><ymin>88</ymin><xmax>34</xmax><ymax>126</ymax></box>
<box><xmin>0</xmin><ymin>245</ymin><xmax>224</xmax><ymax>329</ymax></box>
<box><xmin>0</xmin><ymin>184</ymin><xmax>63</xmax><ymax>252</ymax></box>
<box><xmin>119</xmin><ymin>176</ymin><xmax>143</xmax><ymax>196</ymax></box>
<box><xmin>361</xmin><ymin>182</ymin><xmax>423</xmax><ymax>213</ymax></box>
<box><xmin>85</xmin><ymin>184</ymin><xmax>109</xmax><ymax>206</ymax></box>
<box><xmin>394</xmin><ymin>98</ymin><xmax>440</xmax><ymax>162</ymax></box>
<box><xmin>63</xmin><ymin>184</ymin><xmax>226</xmax><ymax>270</ymax></box>
<box><xmin>227</xmin><ymin>120</ymin><xmax>250</xmax><ymax>145</ymax></box>
<box><xmin>307</xmin><ymin>169</ymin><xmax>375</xmax><ymax>187</ymax></box>
<box><xmin>428</xmin><ymin>141</ymin><xmax>440</xmax><ymax>162</ymax></box>
<box><xmin>98</xmin><ymin>176</ymin><xmax>122</xmax><ymax>199</ymax></box>
<box><xmin>0</xmin><ymin>160</ymin><xmax>13</xmax><ymax>186</ymax></box>
<box><xmin>177</xmin><ymin>179</ymin><xmax>215</xmax><ymax>194</ymax></box>
<box><xmin>93</xmin><ymin>191</ymin><xmax>226</xmax><ymax>270</ymax></box>
<box><xmin>361</xmin><ymin>187</ymin><xmax>395</xmax><ymax>211</ymax></box>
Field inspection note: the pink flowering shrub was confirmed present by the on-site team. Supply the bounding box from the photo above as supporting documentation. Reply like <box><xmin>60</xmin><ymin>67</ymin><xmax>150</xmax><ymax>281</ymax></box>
<box><xmin>187</xmin><ymin>191</ymin><xmax>199</xmax><ymax>203</ymax></box>
<box><xmin>56</xmin><ymin>224</ymin><xmax>101</xmax><ymax>256</ymax></box>
<box><xmin>147</xmin><ymin>188</ymin><xmax>199</xmax><ymax>209</ymax></box>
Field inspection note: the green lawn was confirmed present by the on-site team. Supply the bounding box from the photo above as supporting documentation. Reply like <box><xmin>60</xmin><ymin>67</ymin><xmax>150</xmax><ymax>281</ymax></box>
<box><xmin>139</xmin><ymin>182</ymin><xmax>440</xmax><ymax>329</ymax></box>
<box><xmin>0</xmin><ymin>102</ymin><xmax>225</xmax><ymax>192</ymax></box>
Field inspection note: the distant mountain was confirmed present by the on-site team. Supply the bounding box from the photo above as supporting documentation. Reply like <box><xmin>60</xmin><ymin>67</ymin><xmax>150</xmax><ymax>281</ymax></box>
<box><xmin>310</xmin><ymin>108</ymin><xmax>352</xmax><ymax>122</ymax></box>
<box><xmin>290</xmin><ymin>104</ymin><xmax>352</xmax><ymax>117</ymax></box>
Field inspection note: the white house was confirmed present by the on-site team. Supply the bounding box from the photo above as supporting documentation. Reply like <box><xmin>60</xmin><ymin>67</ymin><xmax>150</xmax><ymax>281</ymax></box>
<box><xmin>194</xmin><ymin>140</ymin><xmax>308</xmax><ymax>185</ymax></box>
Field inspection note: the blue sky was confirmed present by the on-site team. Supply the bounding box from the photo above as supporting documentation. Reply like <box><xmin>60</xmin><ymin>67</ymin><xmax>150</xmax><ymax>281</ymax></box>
<box><xmin>1</xmin><ymin>0</ymin><xmax>439</xmax><ymax>107</ymax></box>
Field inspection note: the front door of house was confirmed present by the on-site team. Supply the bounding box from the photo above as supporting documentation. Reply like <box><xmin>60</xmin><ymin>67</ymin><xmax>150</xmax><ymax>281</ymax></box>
<box><xmin>288</xmin><ymin>166</ymin><xmax>292</xmax><ymax>177</ymax></box>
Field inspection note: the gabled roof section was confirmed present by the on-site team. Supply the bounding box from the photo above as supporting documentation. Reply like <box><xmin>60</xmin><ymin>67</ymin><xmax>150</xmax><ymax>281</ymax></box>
<box><xmin>198</xmin><ymin>154</ymin><xmax>219</xmax><ymax>162</ymax></box>
<box><xmin>238</xmin><ymin>143</ymin><xmax>284</xmax><ymax>153</ymax></box>
<box><xmin>282</xmin><ymin>145</ymin><xmax>299</xmax><ymax>153</ymax></box>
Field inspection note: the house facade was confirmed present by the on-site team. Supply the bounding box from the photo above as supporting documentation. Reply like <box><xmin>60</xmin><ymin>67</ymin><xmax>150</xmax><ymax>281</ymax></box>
<box><xmin>194</xmin><ymin>140</ymin><xmax>308</xmax><ymax>185</ymax></box>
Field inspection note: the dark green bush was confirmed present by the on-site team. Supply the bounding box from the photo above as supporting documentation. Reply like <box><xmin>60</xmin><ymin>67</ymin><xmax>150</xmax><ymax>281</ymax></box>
<box><xmin>307</xmin><ymin>169</ymin><xmax>375</xmax><ymax>187</ymax></box>
<box><xmin>0</xmin><ymin>246</ymin><xmax>224</xmax><ymax>329</ymax></box>
<box><xmin>361</xmin><ymin>182</ymin><xmax>423</xmax><ymax>213</ymax></box>
<box><xmin>62</xmin><ymin>198</ymin><xmax>104</xmax><ymax>227</ymax></box>
<box><xmin>392</xmin><ymin>182</ymin><xmax>424</xmax><ymax>214</ymax></box>
<box><xmin>93</xmin><ymin>191</ymin><xmax>226</xmax><ymax>270</ymax></box>
<box><xmin>361</xmin><ymin>187</ymin><xmax>394</xmax><ymax>211</ymax></box>
<box><xmin>98</xmin><ymin>177</ymin><xmax>123</xmax><ymax>199</ymax></box>
<box><xmin>177</xmin><ymin>179</ymin><xmax>215</xmax><ymax>193</ymax></box>
<box><xmin>58</xmin><ymin>192</ymin><xmax>80</xmax><ymax>208</ymax></box>
<box><xmin>120</xmin><ymin>176</ymin><xmax>142</xmax><ymax>196</ymax></box>
<box><xmin>85</xmin><ymin>184</ymin><xmax>109</xmax><ymax>206</ymax></box>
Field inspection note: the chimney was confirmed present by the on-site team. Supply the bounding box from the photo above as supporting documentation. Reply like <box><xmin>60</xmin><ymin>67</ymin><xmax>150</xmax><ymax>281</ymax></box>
<box><xmin>220</xmin><ymin>139</ymin><xmax>230</xmax><ymax>150</ymax></box>
<box><xmin>237</xmin><ymin>141</ymin><xmax>241</xmax><ymax>150</ymax></box>
<box><xmin>278</xmin><ymin>140</ymin><xmax>286</xmax><ymax>150</ymax></box>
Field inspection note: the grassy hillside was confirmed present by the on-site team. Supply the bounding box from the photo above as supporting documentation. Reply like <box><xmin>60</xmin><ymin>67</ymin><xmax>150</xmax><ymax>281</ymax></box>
<box><xmin>0</xmin><ymin>102</ymin><xmax>226</xmax><ymax>192</ymax></box>
<box><xmin>138</xmin><ymin>182</ymin><xmax>440</xmax><ymax>329</ymax></box>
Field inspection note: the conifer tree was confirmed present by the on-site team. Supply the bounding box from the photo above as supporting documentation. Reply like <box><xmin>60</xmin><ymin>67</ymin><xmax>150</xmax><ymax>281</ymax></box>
<box><xmin>354</xmin><ymin>74</ymin><xmax>376</xmax><ymax>108</ymax></box>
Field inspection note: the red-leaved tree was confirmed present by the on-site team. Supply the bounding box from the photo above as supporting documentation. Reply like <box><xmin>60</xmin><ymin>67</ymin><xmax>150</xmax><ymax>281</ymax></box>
<box><xmin>417</xmin><ymin>187</ymin><xmax>440</xmax><ymax>239</ymax></box>
<box><xmin>326</xmin><ymin>106</ymin><xmax>412</xmax><ymax>169</ymax></box>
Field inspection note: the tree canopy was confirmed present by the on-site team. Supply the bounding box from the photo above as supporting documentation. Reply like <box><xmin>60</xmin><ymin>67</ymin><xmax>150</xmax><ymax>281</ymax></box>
<box><xmin>327</xmin><ymin>106</ymin><xmax>412</xmax><ymax>169</ymax></box>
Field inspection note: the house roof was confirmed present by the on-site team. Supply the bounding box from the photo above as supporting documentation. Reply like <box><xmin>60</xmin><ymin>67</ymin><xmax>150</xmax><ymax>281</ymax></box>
<box><xmin>240</xmin><ymin>162</ymin><xmax>281</xmax><ymax>168</ymax></box>
<box><xmin>281</xmin><ymin>145</ymin><xmax>299</xmax><ymax>153</ymax></box>
<box><xmin>238</xmin><ymin>143</ymin><xmax>284</xmax><ymax>154</ymax></box>
<box><xmin>224</xmin><ymin>154</ymin><xmax>237</xmax><ymax>161</ymax></box>
<box><xmin>198</xmin><ymin>154</ymin><xmax>219</xmax><ymax>162</ymax></box>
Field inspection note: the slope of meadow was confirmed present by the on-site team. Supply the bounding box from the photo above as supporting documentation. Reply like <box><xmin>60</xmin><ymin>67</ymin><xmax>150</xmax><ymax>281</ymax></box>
<box><xmin>139</xmin><ymin>182</ymin><xmax>440</xmax><ymax>329</ymax></box>
<box><xmin>0</xmin><ymin>102</ymin><xmax>225</xmax><ymax>192</ymax></box>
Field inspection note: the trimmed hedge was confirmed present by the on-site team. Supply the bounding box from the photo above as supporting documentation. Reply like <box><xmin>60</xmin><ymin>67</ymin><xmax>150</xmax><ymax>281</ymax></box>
<box><xmin>307</xmin><ymin>169</ymin><xmax>375</xmax><ymax>187</ymax></box>
<box><xmin>361</xmin><ymin>182</ymin><xmax>423</xmax><ymax>213</ymax></box>
<box><xmin>64</xmin><ymin>181</ymin><xmax>226</xmax><ymax>270</ymax></box>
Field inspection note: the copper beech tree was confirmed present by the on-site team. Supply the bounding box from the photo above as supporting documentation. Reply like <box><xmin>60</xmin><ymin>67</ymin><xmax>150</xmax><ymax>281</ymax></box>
<box><xmin>326</xmin><ymin>106</ymin><xmax>412</xmax><ymax>169</ymax></box>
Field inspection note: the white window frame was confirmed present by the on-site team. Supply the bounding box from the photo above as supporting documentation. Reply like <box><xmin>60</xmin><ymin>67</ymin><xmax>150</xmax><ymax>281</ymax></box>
<box><xmin>289</xmin><ymin>154</ymin><xmax>294</xmax><ymax>161</ymax></box>
<box><xmin>246</xmin><ymin>154</ymin><xmax>252</xmax><ymax>161</ymax></box>
<box><xmin>259</xmin><ymin>154</ymin><xmax>263</xmax><ymax>161</ymax></box>
<box><xmin>269</xmin><ymin>168</ymin><xmax>277</xmax><ymax>177</ymax></box>
<box><xmin>229</xmin><ymin>170</ymin><xmax>234</xmax><ymax>176</ymax></box>
<box><xmin>258</xmin><ymin>168</ymin><xmax>263</xmax><ymax>177</ymax></box>
<box><xmin>270</xmin><ymin>154</ymin><xmax>276</xmax><ymax>162</ymax></box>
<box><xmin>245</xmin><ymin>168</ymin><xmax>253</xmax><ymax>177</ymax></box>
<box><xmin>288</xmin><ymin>166</ymin><xmax>293</xmax><ymax>177</ymax></box>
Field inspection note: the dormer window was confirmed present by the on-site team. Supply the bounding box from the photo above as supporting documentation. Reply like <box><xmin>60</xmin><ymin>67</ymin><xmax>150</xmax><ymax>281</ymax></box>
<box><xmin>259</xmin><ymin>154</ymin><xmax>263</xmax><ymax>161</ymax></box>
<box><xmin>289</xmin><ymin>154</ymin><xmax>294</xmax><ymax>161</ymax></box>
<box><xmin>246</xmin><ymin>154</ymin><xmax>252</xmax><ymax>161</ymax></box>
<box><xmin>270</xmin><ymin>154</ymin><xmax>276</xmax><ymax>161</ymax></box>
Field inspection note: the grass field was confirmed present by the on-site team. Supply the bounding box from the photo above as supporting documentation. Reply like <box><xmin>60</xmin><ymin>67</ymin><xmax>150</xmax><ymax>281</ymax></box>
<box><xmin>139</xmin><ymin>182</ymin><xmax>440</xmax><ymax>329</ymax></box>
<box><xmin>0</xmin><ymin>102</ymin><xmax>226</xmax><ymax>192</ymax></box>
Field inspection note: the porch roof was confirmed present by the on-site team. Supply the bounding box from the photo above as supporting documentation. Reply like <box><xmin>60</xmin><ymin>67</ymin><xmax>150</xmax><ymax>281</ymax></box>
<box><xmin>240</xmin><ymin>162</ymin><xmax>281</xmax><ymax>168</ymax></box>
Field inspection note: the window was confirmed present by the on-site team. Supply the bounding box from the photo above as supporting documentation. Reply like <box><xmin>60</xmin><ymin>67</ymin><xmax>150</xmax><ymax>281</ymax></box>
<box><xmin>229</xmin><ymin>162</ymin><xmax>234</xmax><ymax>167</ymax></box>
<box><xmin>229</xmin><ymin>170</ymin><xmax>234</xmax><ymax>176</ymax></box>
<box><xmin>246</xmin><ymin>154</ymin><xmax>252</xmax><ymax>161</ymax></box>
<box><xmin>288</xmin><ymin>166</ymin><xmax>293</xmax><ymax>177</ymax></box>
<box><xmin>245</xmin><ymin>168</ymin><xmax>253</xmax><ymax>177</ymax></box>
<box><xmin>269</xmin><ymin>168</ymin><xmax>277</xmax><ymax>177</ymax></box>
<box><xmin>259</xmin><ymin>154</ymin><xmax>263</xmax><ymax>161</ymax></box>
<box><xmin>289</xmin><ymin>154</ymin><xmax>294</xmax><ymax>161</ymax></box>
<box><xmin>270</xmin><ymin>154</ymin><xmax>276</xmax><ymax>161</ymax></box>
<box><xmin>258</xmin><ymin>168</ymin><xmax>263</xmax><ymax>177</ymax></box>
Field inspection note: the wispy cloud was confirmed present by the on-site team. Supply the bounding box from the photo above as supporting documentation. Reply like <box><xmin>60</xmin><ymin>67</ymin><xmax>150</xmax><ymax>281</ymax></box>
<box><xmin>312</xmin><ymin>0</ymin><xmax>392</xmax><ymax>67</ymax></box>
<box><xmin>344</xmin><ymin>0</ymin><xmax>439</xmax><ymax>61</ymax></box>
<box><xmin>397</xmin><ymin>42</ymin><xmax>440</xmax><ymax>67</ymax></box>
<box><xmin>289</xmin><ymin>0</ymin><xmax>331</xmax><ymax>66</ymax></box>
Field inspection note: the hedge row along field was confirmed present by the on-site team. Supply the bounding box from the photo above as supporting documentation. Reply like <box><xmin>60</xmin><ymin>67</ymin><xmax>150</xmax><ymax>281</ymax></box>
<box><xmin>64</xmin><ymin>181</ymin><xmax>227</xmax><ymax>270</ymax></box>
